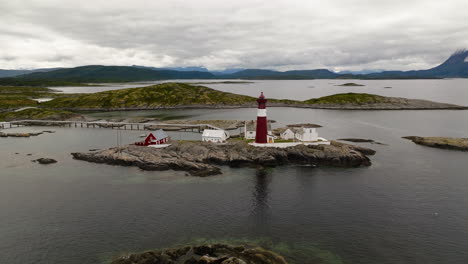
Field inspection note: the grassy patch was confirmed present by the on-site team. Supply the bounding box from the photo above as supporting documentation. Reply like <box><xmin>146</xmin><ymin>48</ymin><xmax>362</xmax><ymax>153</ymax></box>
<box><xmin>305</xmin><ymin>93</ymin><xmax>386</xmax><ymax>105</ymax></box>
<box><xmin>0</xmin><ymin>108</ymin><xmax>80</xmax><ymax>121</ymax></box>
<box><xmin>44</xmin><ymin>82</ymin><xmax>259</xmax><ymax>109</ymax></box>
<box><xmin>0</xmin><ymin>86</ymin><xmax>85</xmax><ymax>110</ymax></box>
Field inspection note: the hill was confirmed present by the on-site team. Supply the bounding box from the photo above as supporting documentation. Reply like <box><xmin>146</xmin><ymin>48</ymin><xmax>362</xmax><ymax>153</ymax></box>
<box><xmin>0</xmin><ymin>68</ymin><xmax>60</xmax><ymax>78</ymax></box>
<box><xmin>42</xmin><ymin>83</ymin><xmax>261</xmax><ymax>109</ymax></box>
<box><xmin>42</xmin><ymin>83</ymin><xmax>467</xmax><ymax>110</ymax></box>
<box><xmin>364</xmin><ymin>49</ymin><xmax>468</xmax><ymax>79</ymax></box>
<box><xmin>6</xmin><ymin>50</ymin><xmax>468</xmax><ymax>82</ymax></box>
<box><xmin>0</xmin><ymin>86</ymin><xmax>59</xmax><ymax>109</ymax></box>
<box><xmin>220</xmin><ymin>69</ymin><xmax>339</xmax><ymax>79</ymax></box>
<box><xmin>16</xmin><ymin>65</ymin><xmax>215</xmax><ymax>83</ymax></box>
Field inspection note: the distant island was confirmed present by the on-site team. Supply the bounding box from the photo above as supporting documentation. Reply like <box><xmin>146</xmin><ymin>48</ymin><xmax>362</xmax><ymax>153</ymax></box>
<box><xmin>0</xmin><ymin>83</ymin><xmax>467</xmax><ymax>122</ymax></box>
<box><xmin>337</xmin><ymin>82</ymin><xmax>365</xmax><ymax>86</ymax></box>
<box><xmin>39</xmin><ymin>83</ymin><xmax>467</xmax><ymax>110</ymax></box>
<box><xmin>0</xmin><ymin>50</ymin><xmax>467</xmax><ymax>84</ymax></box>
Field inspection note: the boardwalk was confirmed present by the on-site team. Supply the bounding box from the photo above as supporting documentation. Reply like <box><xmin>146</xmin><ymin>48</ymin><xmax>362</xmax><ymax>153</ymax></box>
<box><xmin>3</xmin><ymin>120</ymin><xmax>223</xmax><ymax>132</ymax></box>
<box><xmin>0</xmin><ymin>122</ymin><xmax>12</xmax><ymax>129</ymax></box>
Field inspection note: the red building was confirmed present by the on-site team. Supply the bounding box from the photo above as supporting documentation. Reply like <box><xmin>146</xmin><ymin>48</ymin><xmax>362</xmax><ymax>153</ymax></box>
<box><xmin>135</xmin><ymin>129</ymin><xmax>169</xmax><ymax>146</ymax></box>
<box><xmin>255</xmin><ymin>92</ymin><xmax>268</xmax><ymax>143</ymax></box>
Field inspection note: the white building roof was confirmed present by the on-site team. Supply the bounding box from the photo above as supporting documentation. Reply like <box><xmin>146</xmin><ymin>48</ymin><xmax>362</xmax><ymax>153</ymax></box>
<box><xmin>151</xmin><ymin>129</ymin><xmax>169</xmax><ymax>139</ymax></box>
<box><xmin>202</xmin><ymin>129</ymin><xmax>228</xmax><ymax>138</ymax></box>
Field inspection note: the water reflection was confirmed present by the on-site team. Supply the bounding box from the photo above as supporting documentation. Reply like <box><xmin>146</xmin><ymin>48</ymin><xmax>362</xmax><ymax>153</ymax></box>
<box><xmin>250</xmin><ymin>168</ymin><xmax>273</xmax><ymax>235</ymax></box>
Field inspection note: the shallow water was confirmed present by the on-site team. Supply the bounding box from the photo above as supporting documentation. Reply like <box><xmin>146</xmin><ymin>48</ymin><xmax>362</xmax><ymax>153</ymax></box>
<box><xmin>2</xmin><ymin>80</ymin><xmax>468</xmax><ymax>263</ymax></box>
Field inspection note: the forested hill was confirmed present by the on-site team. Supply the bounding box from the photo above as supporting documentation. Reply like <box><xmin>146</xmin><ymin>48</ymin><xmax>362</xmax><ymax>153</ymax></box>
<box><xmin>13</xmin><ymin>65</ymin><xmax>215</xmax><ymax>83</ymax></box>
<box><xmin>1</xmin><ymin>50</ymin><xmax>467</xmax><ymax>84</ymax></box>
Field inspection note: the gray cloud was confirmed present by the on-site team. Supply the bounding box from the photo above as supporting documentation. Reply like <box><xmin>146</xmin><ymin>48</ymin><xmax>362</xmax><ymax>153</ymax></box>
<box><xmin>1</xmin><ymin>0</ymin><xmax>467</xmax><ymax>71</ymax></box>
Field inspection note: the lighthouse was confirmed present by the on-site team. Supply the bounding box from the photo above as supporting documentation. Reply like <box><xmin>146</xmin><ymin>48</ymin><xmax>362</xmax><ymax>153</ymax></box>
<box><xmin>255</xmin><ymin>92</ymin><xmax>268</xmax><ymax>143</ymax></box>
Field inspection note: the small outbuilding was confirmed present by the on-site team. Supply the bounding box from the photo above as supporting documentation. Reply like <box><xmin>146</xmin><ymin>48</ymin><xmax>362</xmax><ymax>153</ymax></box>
<box><xmin>280</xmin><ymin>128</ymin><xmax>296</xmax><ymax>140</ymax></box>
<box><xmin>135</xmin><ymin>129</ymin><xmax>169</xmax><ymax>146</ymax></box>
<box><xmin>295</xmin><ymin>127</ymin><xmax>319</xmax><ymax>142</ymax></box>
<box><xmin>202</xmin><ymin>129</ymin><xmax>230</xmax><ymax>143</ymax></box>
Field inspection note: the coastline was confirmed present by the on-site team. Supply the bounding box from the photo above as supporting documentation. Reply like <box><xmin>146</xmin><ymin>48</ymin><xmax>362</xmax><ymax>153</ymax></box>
<box><xmin>71</xmin><ymin>140</ymin><xmax>376</xmax><ymax>176</ymax></box>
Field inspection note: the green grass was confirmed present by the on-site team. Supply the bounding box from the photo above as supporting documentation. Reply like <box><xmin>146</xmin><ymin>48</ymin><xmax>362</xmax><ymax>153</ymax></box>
<box><xmin>0</xmin><ymin>86</ymin><xmax>72</xmax><ymax>109</ymax></box>
<box><xmin>44</xmin><ymin>82</ymin><xmax>259</xmax><ymax>109</ymax></box>
<box><xmin>304</xmin><ymin>93</ymin><xmax>386</xmax><ymax>105</ymax></box>
<box><xmin>2</xmin><ymin>83</ymin><xmax>397</xmax><ymax>111</ymax></box>
<box><xmin>0</xmin><ymin>108</ymin><xmax>80</xmax><ymax>121</ymax></box>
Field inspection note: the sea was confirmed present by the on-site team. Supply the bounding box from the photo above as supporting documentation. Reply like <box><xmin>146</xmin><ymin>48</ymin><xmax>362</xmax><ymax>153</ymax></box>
<box><xmin>1</xmin><ymin>79</ymin><xmax>468</xmax><ymax>264</ymax></box>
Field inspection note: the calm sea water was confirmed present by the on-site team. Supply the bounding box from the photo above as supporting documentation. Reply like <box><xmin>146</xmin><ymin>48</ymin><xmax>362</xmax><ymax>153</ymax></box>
<box><xmin>2</xmin><ymin>80</ymin><xmax>468</xmax><ymax>264</ymax></box>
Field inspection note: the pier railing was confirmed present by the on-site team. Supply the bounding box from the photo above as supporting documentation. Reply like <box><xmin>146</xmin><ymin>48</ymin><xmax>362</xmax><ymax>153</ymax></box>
<box><xmin>2</xmin><ymin>120</ymin><xmax>223</xmax><ymax>132</ymax></box>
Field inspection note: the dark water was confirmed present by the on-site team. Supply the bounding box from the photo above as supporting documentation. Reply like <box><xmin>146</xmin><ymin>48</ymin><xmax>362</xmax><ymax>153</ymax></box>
<box><xmin>2</xmin><ymin>82</ymin><xmax>468</xmax><ymax>263</ymax></box>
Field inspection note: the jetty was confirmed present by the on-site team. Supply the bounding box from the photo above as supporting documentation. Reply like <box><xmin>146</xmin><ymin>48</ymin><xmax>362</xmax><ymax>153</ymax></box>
<box><xmin>2</xmin><ymin>120</ymin><xmax>223</xmax><ymax>132</ymax></box>
<box><xmin>0</xmin><ymin>122</ymin><xmax>12</xmax><ymax>129</ymax></box>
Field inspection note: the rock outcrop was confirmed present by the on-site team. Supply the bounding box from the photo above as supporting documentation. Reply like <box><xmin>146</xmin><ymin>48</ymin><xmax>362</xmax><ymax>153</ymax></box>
<box><xmin>33</xmin><ymin>158</ymin><xmax>57</xmax><ymax>164</ymax></box>
<box><xmin>111</xmin><ymin>244</ymin><xmax>288</xmax><ymax>264</ymax></box>
<box><xmin>0</xmin><ymin>130</ymin><xmax>55</xmax><ymax>138</ymax></box>
<box><xmin>403</xmin><ymin>136</ymin><xmax>468</xmax><ymax>151</ymax></box>
<box><xmin>71</xmin><ymin>141</ymin><xmax>375</xmax><ymax>176</ymax></box>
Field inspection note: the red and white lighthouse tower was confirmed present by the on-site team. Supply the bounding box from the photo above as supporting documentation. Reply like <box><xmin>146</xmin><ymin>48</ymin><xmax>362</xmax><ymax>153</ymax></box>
<box><xmin>255</xmin><ymin>92</ymin><xmax>268</xmax><ymax>143</ymax></box>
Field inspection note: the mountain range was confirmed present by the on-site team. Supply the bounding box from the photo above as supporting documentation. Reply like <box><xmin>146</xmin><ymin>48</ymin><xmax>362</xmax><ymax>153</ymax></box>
<box><xmin>0</xmin><ymin>50</ymin><xmax>466</xmax><ymax>84</ymax></box>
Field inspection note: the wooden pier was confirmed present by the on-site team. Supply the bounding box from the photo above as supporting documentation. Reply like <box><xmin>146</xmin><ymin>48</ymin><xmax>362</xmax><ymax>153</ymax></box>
<box><xmin>0</xmin><ymin>122</ymin><xmax>14</xmax><ymax>129</ymax></box>
<box><xmin>3</xmin><ymin>120</ymin><xmax>222</xmax><ymax>132</ymax></box>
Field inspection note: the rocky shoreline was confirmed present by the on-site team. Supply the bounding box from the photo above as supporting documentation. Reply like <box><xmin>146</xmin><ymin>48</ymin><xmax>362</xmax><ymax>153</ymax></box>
<box><xmin>71</xmin><ymin>141</ymin><xmax>375</xmax><ymax>176</ymax></box>
<box><xmin>403</xmin><ymin>136</ymin><xmax>468</xmax><ymax>151</ymax></box>
<box><xmin>111</xmin><ymin>244</ymin><xmax>288</xmax><ymax>264</ymax></box>
<box><xmin>42</xmin><ymin>97</ymin><xmax>468</xmax><ymax>112</ymax></box>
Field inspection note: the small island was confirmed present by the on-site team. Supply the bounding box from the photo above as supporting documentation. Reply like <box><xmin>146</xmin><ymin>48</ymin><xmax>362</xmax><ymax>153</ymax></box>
<box><xmin>71</xmin><ymin>141</ymin><xmax>375</xmax><ymax>176</ymax></box>
<box><xmin>403</xmin><ymin>136</ymin><xmax>468</xmax><ymax>151</ymax></box>
<box><xmin>336</xmin><ymin>82</ymin><xmax>365</xmax><ymax>86</ymax></box>
<box><xmin>111</xmin><ymin>244</ymin><xmax>287</xmax><ymax>264</ymax></box>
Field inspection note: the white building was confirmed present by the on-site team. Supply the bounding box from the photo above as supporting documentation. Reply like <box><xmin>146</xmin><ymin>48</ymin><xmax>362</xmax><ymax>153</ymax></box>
<box><xmin>280</xmin><ymin>128</ymin><xmax>296</xmax><ymax>140</ymax></box>
<box><xmin>295</xmin><ymin>127</ymin><xmax>319</xmax><ymax>142</ymax></box>
<box><xmin>202</xmin><ymin>129</ymin><xmax>230</xmax><ymax>143</ymax></box>
<box><xmin>244</xmin><ymin>120</ymin><xmax>272</xmax><ymax>139</ymax></box>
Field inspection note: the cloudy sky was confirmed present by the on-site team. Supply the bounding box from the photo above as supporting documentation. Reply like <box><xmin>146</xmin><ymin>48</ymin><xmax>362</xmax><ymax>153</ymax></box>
<box><xmin>1</xmin><ymin>0</ymin><xmax>467</xmax><ymax>71</ymax></box>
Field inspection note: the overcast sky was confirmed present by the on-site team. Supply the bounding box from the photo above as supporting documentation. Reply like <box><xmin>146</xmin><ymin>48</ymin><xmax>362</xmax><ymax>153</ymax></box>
<box><xmin>1</xmin><ymin>0</ymin><xmax>467</xmax><ymax>71</ymax></box>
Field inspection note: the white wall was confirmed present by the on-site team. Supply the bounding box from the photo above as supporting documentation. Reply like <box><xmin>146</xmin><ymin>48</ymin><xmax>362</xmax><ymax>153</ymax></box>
<box><xmin>295</xmin><ymin>128</ymin><xmax>319</xmax><ymax>142</ymax></box>
<box><xmin>280</xmin><ymin>129</ymin><xmax>295</xmax><ymax>140</ymax></box>
<box><xmin>202</xmin><ymin>137</ymin><xmax>224</xmax><ymax>143</ymax></box>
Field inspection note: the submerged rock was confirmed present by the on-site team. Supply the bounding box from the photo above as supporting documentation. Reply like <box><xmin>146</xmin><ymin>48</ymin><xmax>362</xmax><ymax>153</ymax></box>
<box><xmin>338</xmin><ymin>138</ymin><xmax>387</xmax><ymax>145</ymax></box>
<box><xmin>33</xmin><ymin>158</ymin><xmax>57</xmax><ymax>164</ymax></box>
<box><xmin>0</xmin><ymin>130</ymin><xmax>55</xmax><ymax>138</ymax></box>
<box><xmin>403</xmin><ymin>136</ymin><xmax>468</xmax><ymax>151</ymax></box>
<box><xmin>0</xmin><ymin>132</ymin><xmax>41</xmax><ymax>137</ymax></box>
<box><xmin>111</xmin><ymin>244</ymin><xmax>287</xmax><ymax>264</ymax></box>
<box><xmin>71</xmin><ymin>141</ymin><xmax>375</xmax><ymax>176</ymax></box>
<box><xmin>338</xmin><ymin>138</ymin><xmax>375</xmax><ymax>143</ymax></box>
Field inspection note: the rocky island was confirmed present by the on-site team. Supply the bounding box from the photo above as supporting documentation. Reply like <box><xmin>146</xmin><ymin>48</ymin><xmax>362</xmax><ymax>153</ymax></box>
<box><xmin>403</xmin><ymin>136</ymin><xmax>468</xmax><ymax>151</ymax></box>
<box><xmin>111</xmin><ymin>244</ymin><xmax>287</xmax><ymax>264</ymax></box>
<box><xmin>40</xmin><ymin>83</ymin><xmax>467</xmax><ymax>111</ymax></box>
<box><xmin>71</xmin><ymin>141</ymin><xmax>375</xmax><ymax>176</ymax></box>
<box><xmin>1</xmin><ymin>84</ymin><xmax>467</xmax><ymax>121</ymax></box>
